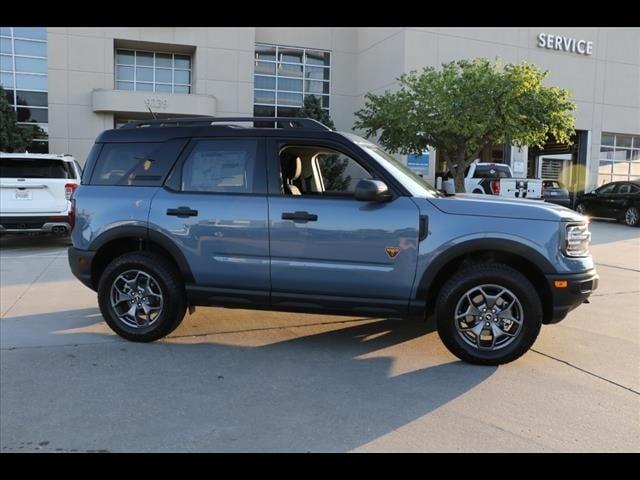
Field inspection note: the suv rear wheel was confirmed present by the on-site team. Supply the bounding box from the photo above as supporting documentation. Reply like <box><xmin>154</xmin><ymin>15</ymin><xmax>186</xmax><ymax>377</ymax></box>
<box><xmin>435</xmin><ymin>263</ymin><xmax>542</xmax><ymax>365</ymax></box>
<box><xmin>97</xmin><ymin>251</ymin><xmax>187</xmax><ymax>342</ymax></box>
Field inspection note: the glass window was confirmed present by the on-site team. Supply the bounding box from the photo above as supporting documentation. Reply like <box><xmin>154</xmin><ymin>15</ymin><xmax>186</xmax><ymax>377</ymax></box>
<box><xmin>16</xmin><ymin>107</ymin><xmax>47</xmax><ymax>123</ymax></box>
<box><xmin>305</xmin><ymin>66</ymin><xmax>330</xmax><ymax>81</ymax></box>
<box><xmin>305</xmin><ymin>80</ymin><xmax>329</xmax><ymax>94</ymax></box>
<box><xmin>15</xmin><ymin>73</ymin><xmax>47</xmax><ymax>90</ymax></box>
<box><xmin>600</xmin><ymin>132</ymin><xmax>640</xmax><ymax>183</ymax></box>
<box><xmin>155</xmin><ymin>68</ymin><xmax>172</xmax><ymax>83</ymax></box>
<box><xmin>255</xmin><ymin>61</ymin><xmax>276</xmax><ymax>75</ymax></box>
<box><xmin>278</xmin><ymin>92</ymin><xmax>302</xmax><ymax>106</ymax></box>
<box><xmin>278</xmin><ymin>77</ymin><xmax>302</xmax><ymax>92</ymax></box>
<box><xmin>116</xmin><ymin>65</ymin><xmax>134</xmax><ymax>81</ymax></box>
<box><xmin>596</xmin><ymin>183</ymin><xmax>617</xmax><ymax>194</ymax></box>
<box><xmin>254</xmin><ymin>90</ymin><xmax>275</xmax><ymax>104</ymax></box>
<box><xmin>12</xmin><ymin>27</ymin><xmax>46</xmax><ymax>41</ymax></box>
<box><xmin>181</xmin><ymin>140</ymin><xmax>259</xmax><ymax>194</ymax></box>
<box><xmin>91</xmin><ymin>142</ymin><xmax>160</xmax><ymax>185</ymax></box>
<box><xmin>155</xmin><ymin>53</ymin><xmax>172</xmax><ymax>68</ymax></box>
<box><xmin>316</xmin><ymin>152</ymin><xmax>372</xmax><ymax>194</ymax></box>
<box><xmin>1</xmin><ymin>71</ymin><xmax>14</xmax><ymax>88</ymax></box>
<box><xmin>617</xmin><ymin>183</ymin><xmax>633</xmax><ymax>194</ymax></box>
<box><xmin>254</xmin><ymin>44</ymin><xmax>331</xmax><ymax>120</ymax></box>
<box><xmin>14</xmin><ymin>39</ymin><xmax>46</xmax><ymax>57</ymax></box>
<box><xmin>14</xmin><ymin>56</ymin><xmax>46</xmax><ymax>73</ymax></box>
<box><xmin>1</xmin><ymin>54</ymin><xmax>13</xmax><ymax>71</ymax></box>
<box><xmin>15</xmin><ymin>90</ymin><xmax>47</xmax><ymax>107</ymax></box>
<box><xmin>4</xmin><ymin>88</ymin><xmax>13</xmax><ymax>104</ymax></box>
<box><xmin>254</xmin><ymin>75</ymin><xmax>276</xmax><ymax>90</ymax></box>
<box><xmin>116</xmin><ymin>50</ymin><xmax>134</xmax><ymax>65</ymax></box>
<box><xmin>0</xmin><ymin>158</ymin><xmax>70</xmax><ymax>179</ymax></box>
<box><xmin>1</xmin><ymin>38</ymin><xmax>12</xmax><ymax>54</ymax></box>
<box><xmin>115</xmin><ymin>49</ymin><xmax>192</xmax><ymax>94</ymax></box>
<box><xmin>2</xmin><ymin>26</ymin><xmax>49</xmax><ymax>153</ymax></box>
<box><xmin>255</xmin><ymin>45</ymin><xmax>276</xmax><ymax>61</ymax></box>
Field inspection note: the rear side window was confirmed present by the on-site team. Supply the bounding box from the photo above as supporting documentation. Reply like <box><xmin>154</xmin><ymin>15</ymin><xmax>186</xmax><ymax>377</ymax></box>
<box><xmin>473</xmin><ymin>165</ymin><xmax>512</xmax><ymax>179</ymax></box>
<box><xmin>180</xmin><ymin>139</ymin><xmax>263</xmax><ymax>194</ymax></box>
<box><xmin>90</xmin><ymin>139</ymin><xmax>187</xmax><ymax>186</ymax></box>
<box><xmin>0</xmin><ymin>158</ymin><xmax>74</xmax><ymax>179</ymax></box>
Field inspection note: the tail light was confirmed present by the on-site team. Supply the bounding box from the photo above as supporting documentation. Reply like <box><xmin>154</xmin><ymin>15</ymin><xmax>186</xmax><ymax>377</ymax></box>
<box><xmin>65</xmin><ymin>183</ymin><xmax>78</xmax><ymax>201</ymax></box>
<box><xmin>490</xmin><ymin>179</ymin><xmax>500</xmax><ymax>195</ymax></box>
<box><xmin>69</xmin><ymin>198</ymin><xmax>76</xmax><ymax>231</ymax></box>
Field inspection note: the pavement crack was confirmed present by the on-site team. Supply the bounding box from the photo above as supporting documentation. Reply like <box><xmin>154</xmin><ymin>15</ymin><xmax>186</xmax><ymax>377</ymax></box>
<box><xmin>531</xmin><ymin>349</ymin><xmax>639</xmax><ymax>396</ymax></box>
<box><xmin>1</xmin><ymin>255</ymin><xmax>59</xmax><ymax>318</ymax></box>
<box><xmin>591</xmin><ymin>290</ymin><xmax>640</xmax><ymax>297</ymax></box>
<box><xmin>594</xmin><ymin>263</ymin><xmax>640</xmax><ymax>273</ymax></box>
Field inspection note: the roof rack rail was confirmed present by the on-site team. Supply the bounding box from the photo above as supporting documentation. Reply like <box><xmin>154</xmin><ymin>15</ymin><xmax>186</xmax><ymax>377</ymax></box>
<box><xmin>118</xmin><ymin>116</ymin><xmax>332</xmax><ymax>131</ymax></box>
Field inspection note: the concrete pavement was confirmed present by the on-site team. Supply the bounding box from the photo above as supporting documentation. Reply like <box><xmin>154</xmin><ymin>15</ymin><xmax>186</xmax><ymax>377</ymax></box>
<box><xmin>0</xmin><ymin>221</ymin><xmax>638</xmax><ymax>452</ymax></box>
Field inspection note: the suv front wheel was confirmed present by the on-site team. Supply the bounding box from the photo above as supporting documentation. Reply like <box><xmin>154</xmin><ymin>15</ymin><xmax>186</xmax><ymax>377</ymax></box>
<box><xmin>97</xmin><ymin>251</ymin><xmax>187</xmax><ymax>342</ymax></box>
<box><xmin>436</xmin><ymin>263</ymin><xmax>542</xmax><ymax>365</ymax></box>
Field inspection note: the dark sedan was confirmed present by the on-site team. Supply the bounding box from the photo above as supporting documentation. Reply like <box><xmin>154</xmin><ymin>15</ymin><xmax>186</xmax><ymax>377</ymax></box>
<box><xmin>576</xmin><ymin>180</ymin><xmax>640</xmax><ymax>227</ymax></box>
<box><xmin>542</xmin><ymin>180</ymin><xmax>571</xmax><ymax>208</ymax></box>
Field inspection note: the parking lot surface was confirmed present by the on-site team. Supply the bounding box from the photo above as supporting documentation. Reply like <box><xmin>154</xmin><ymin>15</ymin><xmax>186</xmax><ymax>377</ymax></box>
<box><xmin>1</xmin><ymin>220</ymin><xmax>638</xmax><ymax>452</ymax></box>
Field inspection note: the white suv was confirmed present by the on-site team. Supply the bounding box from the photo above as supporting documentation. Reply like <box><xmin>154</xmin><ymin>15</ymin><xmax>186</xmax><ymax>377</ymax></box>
<box><xmin>0</xmin><ymin>153</ymin><xmax>82</xmax><ymax>235</ymax></box>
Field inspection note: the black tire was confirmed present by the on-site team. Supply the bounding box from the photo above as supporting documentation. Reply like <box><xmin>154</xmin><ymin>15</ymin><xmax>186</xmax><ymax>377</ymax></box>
<box><xmin>575</xmin><ymin>203</ymin><xmax>588</xmax><ymax>215</ymax></box>
<box><xmin>97</xmin><ymin>251</ymin><xmax>187</xmax><ymax>342</ymax></box>
<box><xmin>435</xmin><ymin>263</ymin><xmax>542</xmax><ymax>365</ymax></box>
<box><xmin>623</xmin><ymin>206</ymin><xmax>640</xmax><ymax>227</ymax></box>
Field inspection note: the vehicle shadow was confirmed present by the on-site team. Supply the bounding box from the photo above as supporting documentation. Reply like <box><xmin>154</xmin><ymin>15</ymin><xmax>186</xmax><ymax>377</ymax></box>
<box><xmin>1</xmin><ymin>307</ymin><xmax>497</xmax><ymax>452</ymax></box>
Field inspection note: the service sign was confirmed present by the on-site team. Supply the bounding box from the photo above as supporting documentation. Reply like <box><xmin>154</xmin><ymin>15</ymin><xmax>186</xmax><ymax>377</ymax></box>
<box><xmin>537</xmin><ymin>33</ymin><xmax>593</xmax><ymax>56</ymax></box>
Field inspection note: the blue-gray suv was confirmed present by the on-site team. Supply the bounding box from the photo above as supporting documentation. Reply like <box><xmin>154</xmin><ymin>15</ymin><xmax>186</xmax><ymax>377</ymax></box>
<box><xmin>68</xmin><ymin>117</ymin><xmax>598</xmax><ymax>365</ymax></box>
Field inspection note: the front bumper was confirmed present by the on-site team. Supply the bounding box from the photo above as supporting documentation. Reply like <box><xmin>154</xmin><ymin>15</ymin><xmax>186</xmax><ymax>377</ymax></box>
<box><xmin>544</xmin><ymin>269</ymin><xmax>599</xmax><ymax>324</ymax></box>
<box><xmin>68</xmin><ymin>247</ymin><xmax>96</xmax><ymax>290</ymax></box>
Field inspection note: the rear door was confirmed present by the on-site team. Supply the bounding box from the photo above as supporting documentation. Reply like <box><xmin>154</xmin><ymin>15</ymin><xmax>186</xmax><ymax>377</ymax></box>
<box><xmin>0</xmin><ymin>157</ymin><xmax>73</xmax><ymax>214</ymax></box>
<box><xmin>148</xmin><ymin>137</ymin><xmax>271</xmax><ymax>307</ymax></box>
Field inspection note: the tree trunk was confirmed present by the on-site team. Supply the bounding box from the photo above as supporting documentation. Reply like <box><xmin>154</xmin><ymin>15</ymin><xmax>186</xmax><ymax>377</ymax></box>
<box><xmin>453</xmin><ymin>154</ymin><xmax>467</xmax><ymax>193</ymax></box>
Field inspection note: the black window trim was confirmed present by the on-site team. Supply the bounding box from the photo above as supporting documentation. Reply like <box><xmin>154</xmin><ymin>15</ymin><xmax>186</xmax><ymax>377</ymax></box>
<box><xmin>264</xmin><ymin>137</ymin><xmax>409</xmax><ymax>200</ymax></box>
<box><xmin>164</xmin><ymin>136</ymin><xmax>268</xmax><ymax>196</ymax></box>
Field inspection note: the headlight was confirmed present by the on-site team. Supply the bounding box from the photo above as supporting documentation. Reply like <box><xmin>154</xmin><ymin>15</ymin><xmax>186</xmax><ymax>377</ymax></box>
<box><xmin>563</xmin><ymin>223</ymin><xmax>591</xmax><ymax>257</ymax></box>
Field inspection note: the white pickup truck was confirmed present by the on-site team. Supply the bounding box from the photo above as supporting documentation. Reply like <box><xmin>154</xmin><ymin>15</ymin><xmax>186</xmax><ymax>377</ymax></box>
<box><xmin>441</xmin><ymin>162</ymin><xmax>543</xmax><ymax>199</ymax></box>
<box><xmin>0</xmin><ymin>153</ymin><xmax>82</xmax><ymax>235</ymax></box>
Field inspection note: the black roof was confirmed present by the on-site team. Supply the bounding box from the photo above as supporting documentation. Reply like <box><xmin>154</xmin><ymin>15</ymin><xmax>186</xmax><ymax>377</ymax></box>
<box><xmin>95</xmin><ymin>116</ymin><xmax>340</xmax><ymax>143</ymax></box>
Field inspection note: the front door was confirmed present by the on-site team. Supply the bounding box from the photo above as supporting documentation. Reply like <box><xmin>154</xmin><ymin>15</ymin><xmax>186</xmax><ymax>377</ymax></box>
<box><xmin>148</xmin><ymin>137</ymin><xmax>270</xmax><ymax>307</ymax></box>
<box><xmin>266</xmin><ymin>139</ymin><xmax>420</xmax><ymax>317</ymax></box>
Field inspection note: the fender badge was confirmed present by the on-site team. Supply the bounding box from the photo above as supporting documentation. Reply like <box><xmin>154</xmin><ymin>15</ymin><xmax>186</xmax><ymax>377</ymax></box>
<box><xmin>385</xmin><ymin>247</ymin><xmax>400</xmax><ymax>259</ymax></box>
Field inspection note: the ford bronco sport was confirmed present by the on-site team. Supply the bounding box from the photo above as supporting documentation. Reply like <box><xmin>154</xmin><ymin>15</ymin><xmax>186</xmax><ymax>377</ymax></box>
<box><xmin>68</xmin><ymin>117</ymin><xmax>598</xmax><ymax>365</ymax></box>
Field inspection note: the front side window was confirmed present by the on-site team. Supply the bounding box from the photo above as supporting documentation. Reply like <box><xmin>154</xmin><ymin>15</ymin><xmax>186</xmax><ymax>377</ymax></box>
<box><xmin>115</xmin><ymin>49</ymin><xmax>192</xmax><ymax>94</ymax></box>
<box><xmin>253</xmin><ymin>43</ymin><xmax>330</xmax><ymax>119</ymax></box>
<box><xmin>278</xmin><ymin>145</ymin><xmax>372</xmax><ymax>198</ymax></box>
<box><xmin>181</xmin><ymin>140</ymin><xmax>260</xmax><ymax>194</ymax></box>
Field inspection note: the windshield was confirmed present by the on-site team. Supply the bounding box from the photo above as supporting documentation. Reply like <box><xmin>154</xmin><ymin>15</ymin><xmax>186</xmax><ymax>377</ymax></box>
<box><xmin>339</xmin><ymin>132</ymin><xmax>442</xmax><ymax>198</ymax></box>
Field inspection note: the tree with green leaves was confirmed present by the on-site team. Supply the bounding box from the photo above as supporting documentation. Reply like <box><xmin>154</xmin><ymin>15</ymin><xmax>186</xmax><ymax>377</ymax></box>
<box><xmin>354</xmin><ymin>58</ymin><xmax>576</xmax><ymax>192</ymax></box>
<box><xmin>0</xmin><ymin>84</ymin><xmax>46</xmax><ymax>153</ymax></box>
<box><xmin>297</xmin><ymin>94</ymin><xmax>335</xmax><ymax>130</ymax></box>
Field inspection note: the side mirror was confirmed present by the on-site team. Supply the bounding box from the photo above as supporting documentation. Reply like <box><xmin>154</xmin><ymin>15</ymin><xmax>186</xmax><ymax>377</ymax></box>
<box><xmin>354</xmin><ymin>179</ymin><xmax>392</xmax><ymax>202</ymax></box>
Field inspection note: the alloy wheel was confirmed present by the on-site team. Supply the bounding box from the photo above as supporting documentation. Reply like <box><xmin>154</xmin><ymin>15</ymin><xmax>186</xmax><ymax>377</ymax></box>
<box><xmin>110</xmin><ymin>269</ymin><xmax>164</xmax><ymax>328</ymax></box>
<box><xmin>454</xmin><ymin>284</ymin><xmax>524</xmax><ymax>351</ymax></box>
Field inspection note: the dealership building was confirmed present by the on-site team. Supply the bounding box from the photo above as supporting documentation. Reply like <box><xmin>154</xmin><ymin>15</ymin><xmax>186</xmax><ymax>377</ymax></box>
<box><xmin>1</xmin><ymin>26</ymin><xmax>639</xmax><ymax>191</ymax></box>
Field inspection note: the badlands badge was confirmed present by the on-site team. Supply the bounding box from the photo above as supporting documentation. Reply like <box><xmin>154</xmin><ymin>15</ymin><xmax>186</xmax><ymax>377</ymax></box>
<box><xmin>385</xmin><ymin>247</ymin><xmax>400</xmax><ymax>259</ymax></box>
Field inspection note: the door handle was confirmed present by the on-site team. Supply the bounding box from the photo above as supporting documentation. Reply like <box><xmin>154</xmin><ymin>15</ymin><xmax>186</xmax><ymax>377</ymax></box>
<box><xmin>166</xmin><ymin>207</ymin><xmax>199</xmax><ymax>218</ymax></box>
<box><xmin>282</xmin><ymin>211</ymin><xmax>318</xmax><ymax>222</ymax></box>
